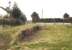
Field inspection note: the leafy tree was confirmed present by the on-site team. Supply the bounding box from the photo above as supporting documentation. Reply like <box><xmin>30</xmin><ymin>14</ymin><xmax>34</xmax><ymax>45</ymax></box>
<box><xmin>11</xmin><ymin>2</ymin><xmax>21</xmax><ymax>18</ymax></box>
<box><xmin>63</xmin><ymin>13</ymin><xmax>69</xmax><ymax>18</ymax></box>
<box><xmin>63</xmin><ymin>13</ymin><xmax>70</xmax><ymax>23</ymax></box>
<box><xmin>11</xmin><ymin>2</ymin><xmax>27</xmax><ymax>23</ymax></box>
<box><xmin>31</xmin><ymin>12</ymin><xmax>40</xmax><ymax>22</ymax></box>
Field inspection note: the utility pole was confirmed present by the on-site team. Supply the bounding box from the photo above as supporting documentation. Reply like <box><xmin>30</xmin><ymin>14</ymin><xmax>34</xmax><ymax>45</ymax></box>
<box><xmin>42</xmin><ymin>8</ymin><xmax>43</xmax><ymax>18</ymax></box>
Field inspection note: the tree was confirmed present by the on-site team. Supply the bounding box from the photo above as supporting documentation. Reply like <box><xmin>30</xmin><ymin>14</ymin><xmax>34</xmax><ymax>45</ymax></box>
<box><xmin>11</xmin><ymin>2</ymin><xmax>21</xmax><ymax>18</ymax></box>
<box><xmin>63</xmin><ymin>13</ymin><xmax>69</xmax><ymax>18</ymax></box>
<box><xmin>0</xmin><ymin>1</ymin><xmax>27</xmax><ymax>25</ymax></box>
<box><xmin>31</xmin><ymin>12</ymin><xmax>40</xmax><ymax>23</ymax></box>
<box><xmin>11</xmin><ymin>2</ymin><xmax>27</xmax><ymax>24</ymax></box>
<box><xmin>0</xmin><ymin>1</ymin><xmax>12</xmax><ymax>17</ymax></box>
<box><xmin>12</xmin><ymin>2</ymin><xmax>26</xmax><ymax>18</ymax></box>
<box><xmin>63</xmin><ymin>13</ymin><xmax>70</xmax><ymax>23</ymax></box>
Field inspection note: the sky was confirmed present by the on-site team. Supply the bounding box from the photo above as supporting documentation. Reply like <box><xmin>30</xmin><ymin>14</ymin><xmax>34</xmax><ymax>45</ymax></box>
<box><xmin>0</xmin><ymin>0</ymin><xmax>72</xmax><ymax>20</ymax></box>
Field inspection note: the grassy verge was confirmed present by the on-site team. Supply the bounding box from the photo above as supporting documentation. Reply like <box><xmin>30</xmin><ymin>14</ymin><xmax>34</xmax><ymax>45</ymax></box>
<box><xmin>0</xmin><ymin>23</ymin><xmax>72</xmax><ymax>50</ymax></box>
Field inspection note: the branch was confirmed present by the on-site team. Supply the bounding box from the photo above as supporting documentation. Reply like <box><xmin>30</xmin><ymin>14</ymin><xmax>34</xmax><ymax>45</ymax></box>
<box><xmin>0</xmin><ymin>6</ymin><xmax>10</xmax><ymax>13</ymax></box>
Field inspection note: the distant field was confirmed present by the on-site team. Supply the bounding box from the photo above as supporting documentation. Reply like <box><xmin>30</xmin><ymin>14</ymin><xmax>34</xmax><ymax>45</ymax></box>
<box><xmin>0</xmin><ymin>23</ymin><xmax>72</xmax><ymax>50</ymax></box>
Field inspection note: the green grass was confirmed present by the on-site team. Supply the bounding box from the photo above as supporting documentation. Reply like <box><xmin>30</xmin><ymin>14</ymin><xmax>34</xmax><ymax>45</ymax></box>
<box><xmin>0</xmin><ymin>23</ymin><xmax>72</xmax><ymax>50</ymax></box>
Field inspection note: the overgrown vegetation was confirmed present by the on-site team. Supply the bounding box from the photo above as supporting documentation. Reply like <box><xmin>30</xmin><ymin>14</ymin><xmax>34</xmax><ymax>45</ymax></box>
<box><xmin>0</xmin><ymin>23</ymin><xmax>72</xmax><ymax>50</ymax></box>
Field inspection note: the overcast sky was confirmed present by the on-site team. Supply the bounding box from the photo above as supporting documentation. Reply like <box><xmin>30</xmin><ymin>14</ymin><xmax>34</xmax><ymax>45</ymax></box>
<box><xmin>0</xmin><ymin>0</ymin><xmax>72</xmax><ymax>20</ymax></box>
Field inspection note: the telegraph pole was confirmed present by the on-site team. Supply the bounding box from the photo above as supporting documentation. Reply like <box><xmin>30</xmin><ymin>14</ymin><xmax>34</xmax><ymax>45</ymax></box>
<box><xmin>42</xmin><ymin>8</ymin><xmax>43</xmax><ymax>18</ymax></box>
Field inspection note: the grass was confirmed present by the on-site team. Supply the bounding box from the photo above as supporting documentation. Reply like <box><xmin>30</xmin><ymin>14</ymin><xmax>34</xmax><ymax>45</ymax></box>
<box><xmin>0</xmin><ymin>23</ymin><xmax>72</xmax><ymax>50</ymax></box>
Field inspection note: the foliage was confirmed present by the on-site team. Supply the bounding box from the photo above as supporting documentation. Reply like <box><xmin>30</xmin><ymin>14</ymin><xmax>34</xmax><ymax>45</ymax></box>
<box><xmin>10</xmin><ymin>2</ymin><xmax>27</xmax><ymax>24</ymax></box>
<box><xmin>63</xmin><ymin>13</ymin><xmax>69</xmax><ymax>18</ymax></box>
<box><xmin>0</xmin><ymin>2</ymin><xmax>27</xmax><ymax>25</ymax></box>
<box><xmin>11</xmin><ymin>2</ymin><xmax>21</xmax><ymax>18</ymax></box>
<box><xmin>31</xmin><ymin>12</ymin><xmax>40</xmax><ymax>22</ymax></box>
